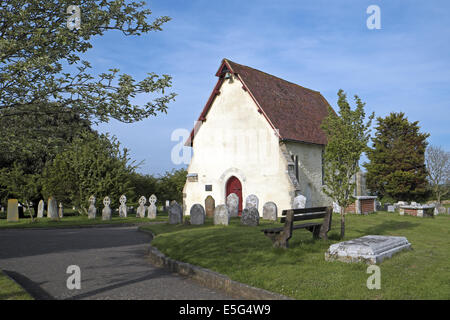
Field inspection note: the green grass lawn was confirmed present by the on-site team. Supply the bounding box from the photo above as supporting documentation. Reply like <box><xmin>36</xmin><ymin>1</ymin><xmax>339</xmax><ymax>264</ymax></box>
<box><xmin>141</xmin><ymin>212</ymin><xmax>450</xmax><ymax>300</ymax></box>
<box><xmin>0</xmin><ymin>212</ymin><xmax>168</xmax><ymax>229</ymax></box>
<box><xmin>0</xmin><ymin>271</ymin><xmax>33</xmax><ymax>300</ymax></box>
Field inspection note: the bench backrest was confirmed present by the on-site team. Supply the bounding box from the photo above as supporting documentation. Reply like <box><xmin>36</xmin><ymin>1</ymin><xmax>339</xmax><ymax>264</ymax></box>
<box><xmin>280</xmin><ymin>206</ymin><xmax>328</xmax><ymax>223</ymax></box>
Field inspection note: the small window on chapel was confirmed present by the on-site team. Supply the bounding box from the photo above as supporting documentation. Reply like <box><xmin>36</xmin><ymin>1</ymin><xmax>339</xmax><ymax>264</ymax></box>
<box><xmin>205</xmin><ymin>185</ymin><xmax>212</xmax><ymax>192</ymax></box>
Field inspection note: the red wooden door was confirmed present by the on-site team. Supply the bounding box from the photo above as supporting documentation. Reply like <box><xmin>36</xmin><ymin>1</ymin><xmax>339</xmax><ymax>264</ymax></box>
<box><xmin>226</xmin><ymin>176</ymin><xmax>243</xmax><ymax>215</ymax></box>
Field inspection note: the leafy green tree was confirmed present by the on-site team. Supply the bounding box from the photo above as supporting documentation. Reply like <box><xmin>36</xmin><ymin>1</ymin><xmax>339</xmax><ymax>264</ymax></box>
<box><xmin>42</xmin><ymin>131</ymin><xmax>136</xmax><ymax>214</ymax></box>
<box><xmin>129</xmin><ymin>172</ymin><xmax>158</xmax><ymax>203</ymax></box>
<box><xmin>321</xmin><ymin>90</ymin><xmax>374</xmax><ymax>239</ymax></box>
<box><xmin>364</xmin><ymin>112</ymin><xmax>429</xmax><ymax>202</ymax></box>
<box><xmin>156</xmin><ymin>168</ymin><xmax>187</xmax><ymax>204</ymax></box>
<box><xmin>0</xmin><ymin>0</ymin><xmax>176</xmax><ymax>125</ymax></box>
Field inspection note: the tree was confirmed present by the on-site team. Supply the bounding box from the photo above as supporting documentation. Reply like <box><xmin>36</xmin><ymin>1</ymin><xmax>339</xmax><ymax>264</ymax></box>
<box><xmin>156</xmin><ymin>168</ymin><xmax>187</xmax><ymax>204</ymax></box>
<box><xmin>42</xmin><ymin>131</ymin><xmax>136</xmax><ymax>214</ymax></box>
<box><xmin>321</xmin><ymin>90</ymin><xmax>374</xmax><ymax>239</ymax></box>
<box><xmin>364</xmin><ymin>112</ymin><xmax>429</xmax><ymax>202</ymax></box>
<box><xmin>425</xmin><ymin>145</ymin><xmax>450</xmax><ymax>203</ymax></box>
<box><xmin>0</xmin><ymin>0</ymin><xmax>176</xmax><ymax>125</ymax></box>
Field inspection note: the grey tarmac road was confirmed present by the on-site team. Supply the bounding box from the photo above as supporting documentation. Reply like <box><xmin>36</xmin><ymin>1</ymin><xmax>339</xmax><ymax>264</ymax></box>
<box><xmin>0</xmin><ymin>226</ymin><xmax>235</xmax><ymax>300</ymax></box>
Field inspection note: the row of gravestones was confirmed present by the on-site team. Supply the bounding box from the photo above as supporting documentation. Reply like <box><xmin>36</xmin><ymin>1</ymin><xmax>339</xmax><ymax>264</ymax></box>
<box><xmin>6</xmin><ymin>197</ymin><xmax>63</xmax><ymax>222</ymax></box>
<box><xmin>167</xmin><ymin>194</ymin><xmax>308</xmax><ymax>227</ymax></box>
<box><xmin>87</xmin><ymin>194</ymin><xmax>159</xmax><ymax>220</ymax></box>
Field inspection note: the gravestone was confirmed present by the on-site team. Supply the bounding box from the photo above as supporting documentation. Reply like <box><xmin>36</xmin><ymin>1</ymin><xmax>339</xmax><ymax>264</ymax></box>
<box><xmin>245</xmin><ymin>194</ymin><xmax>259</xmax><ymax>210</ymax></box>
<box><xmin>226</xmin><ymin>193</ymin><xmax>239</xmax><ymax>217</ymax></box>
<box><xmin>241</xmin><ymin>207</ymin><xmax>260</xmax><ymax>226</ymax></box>
<box><xmin>293</xmin><ymin>195</ymin><xmax>307</xmax><ymax>209</ymax></box>
<box><xmin>205</xmin><ymin>195</ymin><xmax>215</xmax><ymax>217</ymax></box>
<box><xmin>165</xmin><ymin>200</ymin><xmax>170</xmax><ymax>212</ymax></box>
<box><xmin>88</xmin><ymin>195</ymin><xmax>97</xmax><ymax>219</ymax></box>
<box><xmin>102</xmin><ymin>196</ymin><xmax>112</xmax><ymax>220</ymax></box>
<box><xmin>168</xmin><ymin>201</ymin><xmax>182</xmax><ymax>224</ymax></box>
<box><xmin>325</xmin><ymin>235</ymin><xmax>412</xmax><ymax>264</ymax></box>
<box><xmin>7</xmin><ymin>199</ymin><xmax>19</xmax><ymax>222</ymax></box>
<box><xmin>262</xmin><ymin>202</ymin><xmax>277</xmax><ymax>221</ymax></box>
<box><xmin>332</xmin><ymin>202</ymin><xmax>341</xmax><ymax>213</ymax></box>
<box><xmin>47</xmin><ymin>197</ymin><xmax>59</xmax><ymax>220</ymax></box>
<box><xmin>214</xmin><ymin>204</ymin><xmax>229</xmax><ymax>226</ymax></box>
<box><xmin>137</xmin><ymin>196</ymin><xmax>147</xmax><ymax>218</ymax></box>
<box><xmin>58</xmin><ymin>203</ymin><xmax>64</xmax><ymax>218</ymax></box>
<box><xmin>118</xmin><ymin>195</ymin><xmax>127</xmax><ymax>218</ymax></box>
<box><xmin>190</xmin><ymin>204</ymin><xmax>205</xmax><ymax>225</ymax></box>
<box><xmin>387</xmin><ymin>205</ymin><xmax>395</xmax><ymax>212</ymax></box>
<box><xmin>37</xmin><ymin>200</ymin><xmax>44</xmax><ymax>218</ymax></box>
<box><xmin>147</xmin><ymin>194</ymin><xmax>157</xmax><ymax>219</ymax></box>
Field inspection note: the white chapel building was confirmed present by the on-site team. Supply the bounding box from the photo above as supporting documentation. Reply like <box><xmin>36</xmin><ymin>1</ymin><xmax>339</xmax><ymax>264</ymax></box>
<box><xmin>183</xmin><ymin>59</ymin><xmax>333</xmax><ymax>216</ymax></box>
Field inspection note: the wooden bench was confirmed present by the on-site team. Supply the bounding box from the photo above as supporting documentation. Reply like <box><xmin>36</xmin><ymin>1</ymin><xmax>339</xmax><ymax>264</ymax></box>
<box><xmin>262</xmin><ymin>206</ymin><xmax>332</xmax><ymax>248</ymax></box>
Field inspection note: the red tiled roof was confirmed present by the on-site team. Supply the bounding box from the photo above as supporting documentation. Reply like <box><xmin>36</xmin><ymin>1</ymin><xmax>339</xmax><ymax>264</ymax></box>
<box><xmin>187</xmin><ymin>59</ymin><xmax>332</xmax><ymax>146</ymax></box>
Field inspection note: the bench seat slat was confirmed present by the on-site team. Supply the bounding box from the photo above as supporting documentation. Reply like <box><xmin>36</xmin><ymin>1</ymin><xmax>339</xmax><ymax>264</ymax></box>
<box><xmin>262</xmin><ymin>222</ymin><xmax>322</xmax><ymax>234</ymax></box>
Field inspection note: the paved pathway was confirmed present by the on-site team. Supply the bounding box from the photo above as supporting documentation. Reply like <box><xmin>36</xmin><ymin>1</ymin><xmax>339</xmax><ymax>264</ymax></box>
<box><xmin>0</xmin><ymin>226</ymin><xmax>234</xmax><ymax>300</ymax></box>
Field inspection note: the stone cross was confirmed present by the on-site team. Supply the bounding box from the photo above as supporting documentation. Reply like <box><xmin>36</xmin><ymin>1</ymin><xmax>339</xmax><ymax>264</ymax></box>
<box><xmin>58</xmin><ymin>202</ymin><xmax>64</xmax><ymax>218</ymax></box>
<box><xmin>88</xmin><ymin>195</ymin><xmax>97</xmax><ymax>219</ymax></box>
<box><xmin>137</xmin><ymin>196</ymin><xmax>147</xmax><ymax>218</ymax></box>
<box><xmin>119</xmin><ymin>194</ymin><xmax>127</xmax><ymax>218</ymax></box>
<box><xmin>226</xmin><ymin>193</ymin><xmax>239</xmax><ymax>217</ymax></box>
<box><xmin>214</xmin><ymin>204</ymin><xmax>229</xmax><ymax>226</ymax></box>
<box><xmin>37</xmin><ymin>200</ymin><xmax>44</xmax><ymax>218</ymax></box>
<box><xmin>102</xmin><ymin>196</ymin><xmax>112</xmax><ymax>220</ymax></box>
<box><xmin>7</xmin><ymin>199</ymin><xmax>19</xmax><ymax>222</ymax></box>
<box><xmin>168</xmin><ymin>200</ymin><xmax>182</xmax><ymax>224</ymax></box>
<box><xmin>205</xmin><ymin>195</ymin><xmax>215</xmax><ymax>217</ymax></box>
<box><xmin>190</xmin><ymin>204</ymin><xmax>205</xmax><ymax>225</ymax></box>
<box><xmin>245</xmin><ymin>194</ymin><xmax>259</xmax><ymax>211</ymax></box>
<box><xmin>47</xmin><ymin>197</ymin><xmax>59</xmax><ymax>220</ymax></box>
<box><xmin>293</xmin><ymin>195</ymin><xmax>306</xmax><ymax>209</ymax></box>
<box><xmin>262</xmin><ymin>202</ymin><xmax>277</xmax><ymax>221</ymax></box>
<box><xmin>147</xmin><ymin>194</ymin><xmax>157</xmax><ymax>219</ymax></box>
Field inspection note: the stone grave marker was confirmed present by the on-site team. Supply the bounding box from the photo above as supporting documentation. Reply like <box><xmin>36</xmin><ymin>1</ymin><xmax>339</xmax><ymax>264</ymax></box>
<box><xmin>168</xmin><ymin>201</ymin><xmax>182</xmax><ymax>224</ymax></box>
<box><xmin>241</xmin><ymin>207</ymin><xmax>260</xmax><ymax>226</ymax></box>
<box><xmin>119</xmin><ymin>194</ymin><xmax>127</xmax><ymax>218</ymax></box>
<box><xmin>245</xmin><ymin>194</ymin><xmax>259</xmax><ymax>210</ymax></box>
<box><xmin>262</xmin><ymin>202</ymin><xmax>277</xmax><ymax>221</ymax></box>
<box><xmin>190</xmin><ymin>204</ymin><xmax>205</xmax><ymax>225</ymax></box>
<box><xmin>293</xmin><ymin>194</ymin><xmax>306</xmax><ymax>209</ymax></box>
<box><xmin>7</xmin><ymin>199</ymin><xmax>19</xmax><ymax>222</ymax></box>
<box><xmin>47</xmin><ymin>197</ymin><xmax>59</xmax><ymax>220</ymax></box>
<box><xmin>205</xmin><ymin>195</ymin><xmax>215</xmax><ymax>217</ymax></box>
<box><xmin>226</xmin><ymin>193</ymin><xmax>239</xmax><ymax>217</ymax></box>
<box><xmin>137</xmin><ymin>196</ymin><xmax>147</xmax><ymax>218</ymax></box>
<box><xmin>387</xmin><ymin>205</ymin><xmax>395</xmax><ymax>212</ymax></box>
<box><xmin>147</xmin><ymin>194</ymin><xmax>157</xmax><ymax>219</ymax></box>
<box><xmin>102</xmin><ymin>196</ymin><xmax>112</xmax><ymax>220</ymax></box>
<box><xmin>37</xmin><ymin>200</ymin><xmax>44</xmax><ymax>218</ymax></box>
<box><xmin>214</xmin><ymin>204</ymin><xmax>229</xmax><ymax>226</ymax></box>
<box><xmin>58</xmin><ymin>203</ymin><xmax>64</xmax><ymax>218</ymax></box>
<box><xmin>88</xmin><ymin>195</ymin><xmax>97</xmax><ymax>219</ymax></box>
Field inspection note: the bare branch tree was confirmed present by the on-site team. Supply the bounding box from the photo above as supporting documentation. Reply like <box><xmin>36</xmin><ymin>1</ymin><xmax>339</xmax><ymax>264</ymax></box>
<box><xmin>425</xmin><ymin>145</ymin><xmax>450</xmax><ymax>203</ymax></box>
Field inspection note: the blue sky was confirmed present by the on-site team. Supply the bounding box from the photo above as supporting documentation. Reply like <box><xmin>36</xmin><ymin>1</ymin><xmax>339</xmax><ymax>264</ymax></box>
<box><xmin>89</xmin><ymin>0</ymin><xmax>450</xmax><ymax>175</ymax></box>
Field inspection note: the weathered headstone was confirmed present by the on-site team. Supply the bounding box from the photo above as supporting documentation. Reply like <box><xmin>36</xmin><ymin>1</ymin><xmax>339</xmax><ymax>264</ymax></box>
<box><xmin>137</xmin><ymin>196</ymin><xmax>147</xmax><ymax>218</ymax></box>
<box><xmin>226</xmin><ymin>193</ymin><xmax>239</xmax><ymax>217</ymax></box>
<box><xmin>47</xmin><ymin>197</ymin><xmax>59</xmax><ymax>220</ymax></box>
<box><xmin>262</xmin><ymin>202</ymin><xmax>277</xmax><ymax>221</ymax></box>
<box><xmin>387</xmin><ymin>205</ymin><xmax>395</xmax><ymax>212</ymax></box>
<box><xmin>58</xmin><ymin>203</ymin><xmax>64</xmax><ymax>218</ymax></box>
<box><xmin>102</xmin><ymin>196</ymin><xmax>112</xmax><ymax>221</ymax></box>
<box><xmin>118</xmin><ymin>194</ymin><xmax>127</xmax><ymax>218</ymax></box>
<box><xmin>168</xmin><ymin>201</ymin><xmax>182</xmax><ymax>224</ymax></box>
<box><xmin>88</xmin><ymin>195</ymin><xmax>97</xmax><ymax>219</ymax></box>
<box><xmin>325</xmin><ymin>235</ymin><xmax>412</xmax><ymax>264</ymax></box>
<box><xmin>293</xmin><ymin>195</ymin><xmax>306</xmax><ymax>209</ymax></box>
<box><xmin>241</xmin><ymin>207</ymin><xmax>260</xmax><ymax>226</ymax></box>
<box><xmin>37</xmin><ymin>200</ymin><xmax>44</xmax><ymax>218</ymax></box>
<box><xmin>190</xmin><ymin>204</ymin><xmax>205</xmax><ymax>225</ymax></box>
<box><xmin>147</xmin><ymin>194</ymin><xmax>157</xmax><ymax>219</ymax></box>
<box><xmin>245</xmin><ymin>194</ymin><xmax>259</xmax><ymax>210</ymax></box>
<box><xmin>205</xmin><ymin>195</ymin><xmax>215</xmax><ymax>217</ymax></box>
<box><xmin>214</xmin><ymin>204</ymin><xmax>229</xmax><ymax>226</ymax></box>
<box><xmin>7</xmin><ymin>199</ymin><xmax>19</xmax><ymax>222</ymax></box>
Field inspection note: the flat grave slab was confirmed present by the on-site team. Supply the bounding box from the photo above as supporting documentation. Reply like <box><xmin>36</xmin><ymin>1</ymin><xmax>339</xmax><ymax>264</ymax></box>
<box><xmin>325</xmin><ymin>235</ymin><xmax>411</xmax><ymax>264</ymax></box>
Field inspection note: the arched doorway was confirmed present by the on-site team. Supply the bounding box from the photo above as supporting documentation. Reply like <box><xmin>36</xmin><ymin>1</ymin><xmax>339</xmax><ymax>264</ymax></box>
<box><xmin>226</xmin><ymin>176</ymin><xmax>243</xmax><ymax>216</ymax></box>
